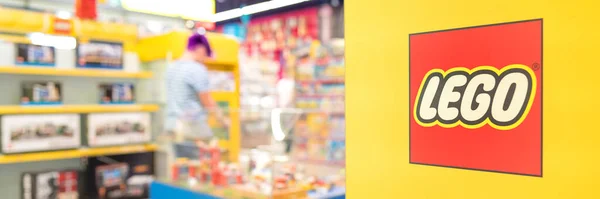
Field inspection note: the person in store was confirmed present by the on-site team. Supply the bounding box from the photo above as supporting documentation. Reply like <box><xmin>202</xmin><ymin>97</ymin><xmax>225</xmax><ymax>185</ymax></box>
<box><xmin>165</xmin><ymin>32</ymin><xmax>230</xmax><ymax>158</ymax></box>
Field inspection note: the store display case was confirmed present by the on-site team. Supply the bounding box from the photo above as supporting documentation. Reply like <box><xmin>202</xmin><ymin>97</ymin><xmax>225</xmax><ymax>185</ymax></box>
<box><xmin>152</xmin><ymin>108</ymin><xmax>345</xmax><ymax>199</ymax></box>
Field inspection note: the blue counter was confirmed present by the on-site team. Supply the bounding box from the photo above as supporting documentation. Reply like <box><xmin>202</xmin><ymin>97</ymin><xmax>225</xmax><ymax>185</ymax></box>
<box><xmin>150</xmin><ymin>182</ymin><xmax>220</xmax><ymax>199</ymax></box>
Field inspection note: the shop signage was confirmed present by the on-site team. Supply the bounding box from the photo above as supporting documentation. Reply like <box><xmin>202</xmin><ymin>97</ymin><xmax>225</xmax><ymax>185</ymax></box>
<box><xmin>409</xmin><ymin>19</ymin><xmax>543</xmax><ymax>176</ymax></box>
<box><xmin>53</xmin><ymin>18</ymin><xmax>73</xmax><ymax>35</ymax></box>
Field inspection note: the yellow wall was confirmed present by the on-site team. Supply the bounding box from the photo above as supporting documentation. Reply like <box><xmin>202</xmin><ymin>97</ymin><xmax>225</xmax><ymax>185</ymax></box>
<box><xmin>346</xmin><ymin>0</ymin><xmax>600</xmax><ymax>198</ymax></box>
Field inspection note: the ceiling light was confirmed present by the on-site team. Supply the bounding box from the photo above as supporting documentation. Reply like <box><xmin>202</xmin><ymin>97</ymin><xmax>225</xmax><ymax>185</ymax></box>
<box><xmin>28</xmin><ymin>32</ymin><xmax>77</xmax><ymax>50</ymax></box>
<box><xmin>55</xmin><ymin>10</ymin><xmax>72</xmax><ymax>20</ymax></box>
<box><xmin>211</xmin><ymin>0</ymin><xmax>310</xmax><ymax>22</ymax></box>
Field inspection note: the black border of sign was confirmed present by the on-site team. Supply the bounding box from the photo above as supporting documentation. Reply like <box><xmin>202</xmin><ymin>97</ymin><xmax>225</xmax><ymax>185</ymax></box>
<box><xmin>408</xmin><ymin>18</ymin><xmax>543</xmax><ymax>177</ymax></box>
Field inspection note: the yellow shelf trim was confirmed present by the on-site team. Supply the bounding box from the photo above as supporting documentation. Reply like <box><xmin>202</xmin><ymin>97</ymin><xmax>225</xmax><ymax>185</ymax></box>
<box><xmin>0</xmin><ymin>67</ymin><xmax>153</xmax><ymax>79</ymax></box>
<box><xmin>210</xmin><ymin>91</ymin><xmax>236</xmax><ymax>100</ymax></box>
<box><xmin>0</xmin><ymin>104</ymin><xmax>159</xmax><ymax>114</ymax></box>
<box><xmin>0</xmin><ymin>144</ymin><xmax>157</xmax><ymax>164</ymax></box>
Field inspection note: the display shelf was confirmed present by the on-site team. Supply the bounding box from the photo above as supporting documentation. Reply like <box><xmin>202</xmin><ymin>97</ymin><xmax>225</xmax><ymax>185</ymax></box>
<box><xmin>0</xmin><ymin>104</ymin><xmax>159</xmax><ymax>114</ymax></box>
<box><xmin>297</xmin><ymin>79</ymin><xmax>345</xmax><ymax>84</ymax></box>
<box><xmin>329</xmin><ymin>112</ymin><xmax>345</xmax><ymax>117</ymax></box>
<box><xmin>205</xmin><ymin>60</ymin><xmax>238</xmax><ymax>68</ymax></box>
<box><xmin>211</xmin><ymin>91</ymin><xmax>237</xmax><ymax>101</ymax></box>
<box><xmin>295</xmin><ymin>135</ymin><xmax>346</xmax><ymax>141</ymax></box>
<box><xmin>0</xmin><ymin>144</ymin><xmax>158</xmax><ymax>164</ymax></box>
<box><xmin>0</xmin><ymin>66</ymin><xmax>153</xmax><ymax>79</ymax></box>
<box><xmin>297</xmin><ymin>94</ymin><xmax>345</xmax><ymax>98</ymax></box>
<box><xmin>297</xmin><ymin>158</ymin><xmax>346</xmax><ymax>167</ymax></box>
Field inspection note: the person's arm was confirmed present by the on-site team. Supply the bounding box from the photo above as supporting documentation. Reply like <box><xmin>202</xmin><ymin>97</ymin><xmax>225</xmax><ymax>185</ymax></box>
<box><xmin>198</xmin><ymin>92</ymin><xmax>230</xmax><ymax>127</ymax></box>
<box><xmin>186</xmin><ymin>66</ymin><xmax>230</xmax><ymax>127</ymax></box>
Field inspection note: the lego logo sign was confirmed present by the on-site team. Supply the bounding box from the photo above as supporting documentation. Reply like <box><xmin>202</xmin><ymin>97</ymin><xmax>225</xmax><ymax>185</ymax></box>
<box><xmin>415</xmin><ymin>65</ymin><xmax>536</xmax><ymax>130</ymax></box>
<box><xmin>409</xmin><ymin>19</ymin><xmax>543</xmax><ymax>176</ymax></box>
<box><xmin>53</xmin><ymin>18</ymin><xmax>72</xmax><ymax>35</ymax></box>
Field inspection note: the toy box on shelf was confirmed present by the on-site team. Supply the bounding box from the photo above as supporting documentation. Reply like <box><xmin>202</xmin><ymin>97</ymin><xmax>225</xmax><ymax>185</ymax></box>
<box><xmin>21</xmin><ymin>169</ymin><xmax>81</xmax><ymax>199</ymax></box>
<box><xmin>1</xmin><ymin>114</ymin><xmax>81</xmax><ymax>154</ymax></box>
<box><xmin>292</xmin><ymin>110</ymin><xmax>346</xmax><ymax>167</ymax></box>
<box><xmin>87</xmin><ymin>112</ymin><xmax>151</xmax><ymax>147</ymax></box>
<box><xmin>21</xmin><ymin>81</ymin><xmax>63</xmax><ymax>105</ymax></box>
<box><xmin>76</xmin><ymin>40</ymin><xmax>124</xmax><ymax>70</ymax></box>
<box><xmin>84</xmin><ymin>152</ymin><xmax>155</xmax><ymax>199</ymax></box>
<box><xmin>0</xmin><ymin>7</ymin><xmax>141</xmax><ymax>74</ymax></box>
<box><xmin>98</xmin><ymin>83</ymin><xmax>135</xmax><ymax>104</ymax></box>
<box><xmin>294</xmin><ymin>39</ymin><xmax>345</xmax><ymax>115</ymax></box>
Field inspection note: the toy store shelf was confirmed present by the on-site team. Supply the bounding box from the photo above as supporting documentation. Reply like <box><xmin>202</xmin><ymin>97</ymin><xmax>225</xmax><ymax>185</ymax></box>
<box><xmin>298</xmin><ymin>79</ymin><xmax>345</xmax><ymax>84</ymax></box>
<box><xmin>295</xmin><ymin>135</ymin><xmax>346</xmax><ymax>141</ymax></box>
<box><xmin>0</xmin><ymin>66</ymin><xmax>153</xmax><ymax>79</ymax></box>
<box><xmin>0</xmin><ymin>144</ymin><xmax>158</xmax><ymax>164</ymax></box>
<box><xmin>0</xmin><ymin>104</ymin><xmax>160</xmax><ymax>114</ymax></box>
<box><xmin>298</xmin><ymin>158</ymin><xmax>346</xmax><ymax>167</ymax></box>
<box><xmin>204</xmin><ymin>60</ymin><xmax>237</xmax><ymax>71</ymax></box>
<box><xmin>297</xmin><ymin>94</ymin><xmax>345</xmax><ymax>98</ymax></box>
<box><xmin>218</xmin><ymin>140</ymin><xmax>231</xmax><ymax>149</ymax></box>
<box><xmin>329</xmin><ymin>112</ymin><xmax>345</xmax><ymax>117</ymax></box>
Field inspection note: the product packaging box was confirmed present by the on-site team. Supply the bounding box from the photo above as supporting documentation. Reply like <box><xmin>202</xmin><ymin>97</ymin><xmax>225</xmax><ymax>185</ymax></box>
<box><xmin>329</xmin><ymin>117</ymin><xmax>346</xmax><ymax>139</ymax></box>
<box><xmin>84</xmin><ymin>152</ymin><xmax>154</xmax><ymax>199</ymax></box>
<box><xmin>98</xmin><ymin>83</ymin><xmax>135</xmax><ymax>104</ymax></box>
<box><xmin>21</xmin><ymin>169</ymin><xmax>80</xmax><ymax>199</ymax></box>
<box><xmin>87</xmin><ymin>112</ymin><xmax>151</xmax><ymax>147</ymax></box>
<box><xmin>21</xmin><ymin>81</ymin><xmax>62</xmax><ymax>105</ymax></box>
<box><xmin>77</xmin><ymin>41</ymin><xmax>123</xmax><ymax>70</ymax></box>
<box><xmin>327</xmin><ymin>140</ymin><xmax>346</xmax><ymax>163</ymax></box>
<box><xmin>0</xmin><ymin>41</ymin><xmax>16</xmax><ymax>66</ymax></box>
<box><xmin>16</xmin><ymin>43</ymin><xmax>56</xmax><ymax>67</ymax></box>
<box><xmin>2</xmin><ymin>114</ymin><xmax>80</xmax><ymax>153</ymax></box>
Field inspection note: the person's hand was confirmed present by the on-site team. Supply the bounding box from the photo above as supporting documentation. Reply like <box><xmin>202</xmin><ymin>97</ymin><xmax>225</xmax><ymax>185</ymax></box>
<box><xmin>220</xmin><ymin>117</ymin><xmax>231</xmax><ymax>128</ymax></box>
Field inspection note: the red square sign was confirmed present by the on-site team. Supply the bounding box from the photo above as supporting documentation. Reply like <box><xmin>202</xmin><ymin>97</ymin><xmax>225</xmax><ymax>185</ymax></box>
<box><xmin>409</xmin><ymin>19</ymin><xmax>543</xmax><ymax>176</ymax></box>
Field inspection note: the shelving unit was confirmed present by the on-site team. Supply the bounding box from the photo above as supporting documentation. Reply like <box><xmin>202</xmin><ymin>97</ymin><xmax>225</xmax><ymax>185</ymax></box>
<box><xmin>0</xmin><ymin>8</ymin><xmax>162</xmax><ymax>199</ymax></box>
<box><xmin>297</xmin><ymin>79</ymin><xmax>345</xmax><ymax>85</ymax></box>
<box><xmin>0</xmin><ymin>104</ymin><xmax>159</xmax><ymax>114</ymax></box>
<box><xmin>210</xmin><ymin>91</ymin><xmax>237</xmax><ymax>101</ymax></box>
<box><xmin>297</xmin><ymin>94</ymin><xmax>344</xmax><ymax>98</ymax></box>
<box><xmin>0</xmin><ymin>66</ymin><xmax>153</xmax><ymax>79</ymax></box>
<box><xmin>0</xmin><ymin>144</ymin><xmax>157</xmax><ymax>164</ymax></box>
<box><xmin>292</xmin><ymin>40</ymin><xmax>346</xmax><ymax>169</ymax></box>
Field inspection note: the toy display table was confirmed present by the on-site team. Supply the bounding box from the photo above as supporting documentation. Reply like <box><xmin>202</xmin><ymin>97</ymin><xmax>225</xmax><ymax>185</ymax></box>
<box><xmin>308</xmin><ymin>187</ymin><xmax>345</xmax><ymax>199</ymax></box>
<box><xmin>150</xmin><ymin>181</ymin><xmax>309</xmax><ymax>199</ymax></box>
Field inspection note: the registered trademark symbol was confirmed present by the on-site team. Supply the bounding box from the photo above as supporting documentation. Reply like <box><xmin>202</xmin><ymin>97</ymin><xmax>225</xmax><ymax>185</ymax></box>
<box><xmin>532</xmin><ymin>63</ymin><xmax>541</xmax><ymax>71</ymax></box>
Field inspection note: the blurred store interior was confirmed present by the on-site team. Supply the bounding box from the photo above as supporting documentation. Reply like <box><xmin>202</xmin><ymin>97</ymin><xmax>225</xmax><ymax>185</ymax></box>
<box><xmin>0</xmin><ymin>0</ymin><xmax>345</xmax><ymax>199</ymax></box>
